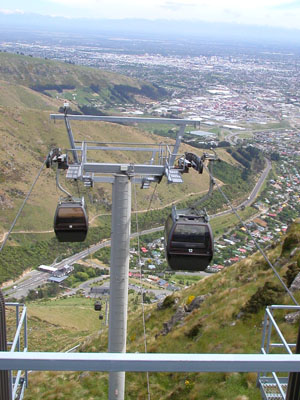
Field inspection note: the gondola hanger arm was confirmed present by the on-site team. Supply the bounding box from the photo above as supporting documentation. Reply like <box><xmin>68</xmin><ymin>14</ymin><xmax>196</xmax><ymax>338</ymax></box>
<box><xmin>177</xmin><ymin>150</ymin><xmax>219</xmax><ymax>175</ymax></box>
<box><xmin>176</xmin><ymin>150</ymin><xmax>220</xmax><ymax>214</ymax></box>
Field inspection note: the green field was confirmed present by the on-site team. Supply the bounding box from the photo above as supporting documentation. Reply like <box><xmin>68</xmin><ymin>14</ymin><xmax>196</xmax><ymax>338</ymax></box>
<box><xmin>26</xmin><ymin>297</ymin><xmax>103</xmax><ymax>351</ymax></box>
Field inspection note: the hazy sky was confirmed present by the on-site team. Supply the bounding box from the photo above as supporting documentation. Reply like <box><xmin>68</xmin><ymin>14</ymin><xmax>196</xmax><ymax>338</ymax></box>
<box><xmin>1</xmin><ymin>0</ymin><xmax>300</xmax><ymax>29</ymax></box>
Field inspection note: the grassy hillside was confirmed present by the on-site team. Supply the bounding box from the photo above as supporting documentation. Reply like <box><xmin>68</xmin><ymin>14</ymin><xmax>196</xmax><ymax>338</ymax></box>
<box><xmin>22</xmin><ymin>220</ymin><xmax>300</xmax><ymax>399</ymax></box>
<box><xmin>0</xmin><ymin>99</ymin><xmax>214</xmax><ymax>284</ymax></box>
<box><xmin>0</xmin><ymin>98</ymin><xmax>257</xmax><ymax>286</ymax></box>
<box><xmin>0</xmin><ymin>52</ymin><xmax>250</xmax><ymax>236</ymax></box>
<box><xmin>0</xmin><ymin>52</ymin><xmax>166</xmax><ymax>105</ymax></box>
<box><xmin>0</xmin><ymin>104</ymin><xmax>216</xmax><ymax>233</ymax></box>
<box><xmin>0</xmin><ymin>79</ymin><xmax>61</xmax><ymax>110</ymax></box>
<box><xmin>0</xmin><ymin>53</ymin><xmax>258</xmax><ymax>287</ymax></box>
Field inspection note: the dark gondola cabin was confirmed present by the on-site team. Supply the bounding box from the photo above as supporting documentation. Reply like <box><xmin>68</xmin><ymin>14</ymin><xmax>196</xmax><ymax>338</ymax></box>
<box><xmin>164</xmin><ymin>207</ymin><xmax>213</xmax><ymax>271</ymax></box>
<box><xmin>94</xmin><ymin>301</ymin><xmax>102</xmax><ymax>311</ymax></box>
<box><xmin>54</xmin><ymin>197</ymin><xmax>88</xmax><ymax>242</ymax></box>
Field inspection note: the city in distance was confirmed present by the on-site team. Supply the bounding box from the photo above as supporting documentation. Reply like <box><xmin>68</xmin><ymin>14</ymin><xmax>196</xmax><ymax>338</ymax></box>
<box><xmin>1</xmin><ymin>12</ymin><xmax>300</xmax><ymax>400</ymax></box>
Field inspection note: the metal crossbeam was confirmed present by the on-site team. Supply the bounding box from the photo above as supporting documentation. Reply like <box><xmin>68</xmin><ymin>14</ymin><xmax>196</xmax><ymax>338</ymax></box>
<box><xmin>1</xmin><ymin>352</ymin><xmax>300</xmax><ymax>373</ymax></box>
<box><xmin>50</xmin><ymin>115</ymin><xmax>201</xmax><ymax>126</ymax></box>
<box><xmin>83</xmin><ymin>163</ymin><xmax>165</xmax><ymax>176</ymax></box>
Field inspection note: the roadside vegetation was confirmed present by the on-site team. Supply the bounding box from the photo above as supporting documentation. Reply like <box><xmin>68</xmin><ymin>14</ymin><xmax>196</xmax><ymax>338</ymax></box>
<box><xmin>65</xmin><ymin>264</ymin><xmax>109</xmax><ymax>288</ymax></box>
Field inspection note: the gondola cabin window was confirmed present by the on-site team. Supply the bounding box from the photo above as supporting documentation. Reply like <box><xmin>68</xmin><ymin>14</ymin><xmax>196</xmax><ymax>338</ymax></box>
<box><xmin>172</xmin><ymin>224</ymin><xmax>208</xmax><ymax>245</ymax></box>
<box><xmin>56</xmin><ymin>207</ymin><xmax>86</xmax><ymax>226</ymax></box>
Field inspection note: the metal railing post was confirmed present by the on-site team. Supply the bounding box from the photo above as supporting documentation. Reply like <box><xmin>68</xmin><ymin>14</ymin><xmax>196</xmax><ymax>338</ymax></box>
<box><xmin>286</xmin><ymin>321</ymin><xmax>300</xmax><ymax>399</ymax></box>
<box><xmin>0</xmin><ymin>289</ymin><xmax>11</xmax><ymax>400</ymax></box>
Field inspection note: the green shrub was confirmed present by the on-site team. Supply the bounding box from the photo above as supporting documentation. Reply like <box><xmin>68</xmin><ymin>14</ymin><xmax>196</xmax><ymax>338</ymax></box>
<box><xmin>282</xmin><ymin>233</ymin><xmax>300</xmax><ymax>255</ymax></box>
<box><xmin>240</xmin><ymin>282</ymin><xmax>284</xmax><ymax>317</ymax></box>
<box><xmin>284</xmin><ymin>263</ymin><xmax>300</xmax><ymax>287</ymax></box>
<box><xmin>161</xmin><ymin>295</ymin><xmax>176</xmax><ymax>309</ymax></box>
<box><xmin>185</xmin><ymin>322</ymin><xmax>202</xmax><ymax>338</ymax></box>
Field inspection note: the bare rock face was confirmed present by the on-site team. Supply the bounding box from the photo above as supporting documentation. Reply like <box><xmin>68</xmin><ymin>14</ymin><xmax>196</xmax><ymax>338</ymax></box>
<box><xmin>161</xmin><ymin>306</ymin><xmax>186</xmax><ymax>336</ymax></box>
<box><xmin>184</xmin><ymin>295</ymin><xmax>207</xmax><ymax>312</ymax></box>
<box><xmin>290</xmin><ymin>247</ymin><xmax>300</xmax><ymax>258</ymax></box>
<box><xmin>290</xmin><ymin>273</ymin><xmax>300</xmax><ymax>292</ymax></box>
<box><xmin>285</xmin><ymin>311</ymin><xmax>300</xmax><ymax>324</ymax></box>
<box><xmin>156</xmin><ymin>295</ymin><xmax>207</xmax><ymax>338</ymax></box>
<box><xmin>0</xmin><ymin>191</ymin><xmax>13</xmax><ymax>209</ymax></box>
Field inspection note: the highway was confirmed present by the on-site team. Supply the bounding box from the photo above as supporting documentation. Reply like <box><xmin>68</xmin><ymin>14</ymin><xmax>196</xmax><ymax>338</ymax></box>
<box><xmin>212</xmin><ymin>157</ymin><xmax>272</xmax><ymax>218</ymax></box>
<box><xmin>4</xmin><ymin>226</ymin><xmax>165</xmax><ymax>299</ymax></box>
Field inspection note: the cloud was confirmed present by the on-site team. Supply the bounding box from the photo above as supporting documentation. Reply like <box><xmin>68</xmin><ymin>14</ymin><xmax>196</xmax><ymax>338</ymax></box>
<box><xmin>222</xmin><ymin>8</ymin><xmax>241</xmax><ymax>19</ymax></box>
<box><xmin>271</xmin><ymin>0</ymin><xmax>300</xmax><ymax>10</ymax></box>
<box><xmin>47</xmin><ymin>0</ymin><xmax>99</xmax><ymax>6</ymax></box>
<box><xmin>0</xmin><ymin>9</ymin><xmax>24</xmax><ymax>15</ymax></box>
<box><xmin>161</xmin><ymin>1</ymin><xmax>196</xmax><ymax>11</ymax></box>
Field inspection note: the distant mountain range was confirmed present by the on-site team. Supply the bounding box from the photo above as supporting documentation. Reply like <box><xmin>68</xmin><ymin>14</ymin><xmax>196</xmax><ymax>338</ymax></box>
<box><xmin>1</xmin><ymin>12</ymin><xmax>300</xmax><ymax>47</ymax></box>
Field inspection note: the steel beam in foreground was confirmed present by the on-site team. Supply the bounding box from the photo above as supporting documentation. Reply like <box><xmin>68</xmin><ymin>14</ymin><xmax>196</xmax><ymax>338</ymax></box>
<box><xmin>1</xmin><ymin>353</ymin><xmax>300</xmax><ymax>373</ymax></box>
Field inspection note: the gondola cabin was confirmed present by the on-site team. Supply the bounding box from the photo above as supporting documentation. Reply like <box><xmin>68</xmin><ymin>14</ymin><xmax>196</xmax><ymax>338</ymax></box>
<box><xmin>54</xmin><ymin>197</ymin><xmax>88</xmax><ymax>242</ymax></box>
<box><xmin>94</xmin><ymin>301</ymin><xmax>102</xmax><ymax>311</ymax></box>
<box><xmin>164</xmin><ymin>208</ymin><xmax>213</xmax><ymax>271</ymax></box>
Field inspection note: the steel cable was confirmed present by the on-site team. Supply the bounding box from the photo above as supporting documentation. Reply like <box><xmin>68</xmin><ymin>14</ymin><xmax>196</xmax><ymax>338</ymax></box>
<box><xmin>132</xmin><ymin>181</ymin><xmax>158</xmax><ymax>400</ymax></box>
<box><xmin>0</xmin><ymin>159</ymin><xmax>47</xmax><ymax>252</ymax></box>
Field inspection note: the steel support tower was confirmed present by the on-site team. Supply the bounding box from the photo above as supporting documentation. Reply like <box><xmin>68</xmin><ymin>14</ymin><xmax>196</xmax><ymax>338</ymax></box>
<box><xmin>50</xmin><ymin>113</ymin><xmax>199</xmax><ymax>400</ymax></box>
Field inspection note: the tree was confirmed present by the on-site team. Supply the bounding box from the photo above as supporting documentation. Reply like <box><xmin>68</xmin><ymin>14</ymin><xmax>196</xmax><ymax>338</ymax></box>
<box><xmin>218</xmin><ymin>141</ymin><xmax>231</xmax><ymax>147</ymax></box>
<box><xmin>75</xmin><ymin>272</ymin><xmax>89</xmax><ymax>281</ymax></box>
<box><xmin>271</xmin><ymin>152</ymin><xmax>280</xmax><ymax>161</ymax></box>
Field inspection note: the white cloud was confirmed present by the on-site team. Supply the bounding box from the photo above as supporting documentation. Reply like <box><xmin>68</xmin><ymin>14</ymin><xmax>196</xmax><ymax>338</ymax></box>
<box><xmin>3</xmin><ymin>0</ymin><xmax>300</xmax><ymax>29</ymax></box>
<box><xmin>48</xmin><ymin>0</ymin><xmax>98</xmax><ymax>5</ymax></box>
<box><xmin>0</xmin><ymin>8</ymin><xmax>24</xmax><ymax>14</ymax></box>
<box><xmin>161</xmin><ymin>1</ymin><xmax>196</xmax><ymax>11</ymax></box>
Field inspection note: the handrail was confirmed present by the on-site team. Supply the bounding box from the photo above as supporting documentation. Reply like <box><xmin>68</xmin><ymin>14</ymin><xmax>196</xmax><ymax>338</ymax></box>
<box><xmin>1</xmin><ymin>352</ymin><xmax>300</xmax><ymax>372</ymax></box>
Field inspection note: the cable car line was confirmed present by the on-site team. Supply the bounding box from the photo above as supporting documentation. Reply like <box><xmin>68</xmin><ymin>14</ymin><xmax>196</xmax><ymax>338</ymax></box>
<box><xmin>202</xmin><ymin>163</ymin><xmax>299</xmax><ymax>306</ymax></box>
<box><xmin>56</xmin><ymin>168</ymin><xmax>72</xmax><ymax>198</ymax></box>
<box><xmin>0</xmin><ymin>159</ymin><xmax>47</xmax><ymax>253</ymax></box>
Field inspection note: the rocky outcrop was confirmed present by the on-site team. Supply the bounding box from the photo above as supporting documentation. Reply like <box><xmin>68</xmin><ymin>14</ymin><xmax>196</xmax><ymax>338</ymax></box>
<box><xmin>156</xmin><ymin>295</ymin><xmax>207</xmax><ymax>338</ymax></box>
<box><xmin>285</xmin><ymin>311</ymin><xmax>300</xmax><ymax>324</ymax></box>
<box><xmin>160</xmin><ymin>306</ymin><xmax>186</xmax><ymax>336</ymax></box>
<box><xmin>184</xmin><ymin>295</ymin><xmax>207</xmax><ymax>312</ymax></box>
<box><xmin>290</xmin><ymin>273</ymin><xmax>300</xmax><ymax>292</ymax></box>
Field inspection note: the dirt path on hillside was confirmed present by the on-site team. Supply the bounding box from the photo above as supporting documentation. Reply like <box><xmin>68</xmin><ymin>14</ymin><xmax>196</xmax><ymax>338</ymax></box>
<box><xmin>89</xmin><ymin>188</ymin><xmax>210</xmax><ymax>224</ymax></box>
<box><xmin>0</xmin><ymin>184</ymin><xmax>222</xmax><ymax>241</ymax></box>
<box><xmin>0</xmin><ymin>230</ymin><xmax>54</xmax><ymax>243</ymax></box>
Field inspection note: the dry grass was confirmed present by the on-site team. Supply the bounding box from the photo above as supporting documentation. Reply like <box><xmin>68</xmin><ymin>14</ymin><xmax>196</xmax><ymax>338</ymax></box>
<box><xmin>28</xmin><ymin>297</ymin><xmax>99</xmax><ymax>331</ymax></box>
